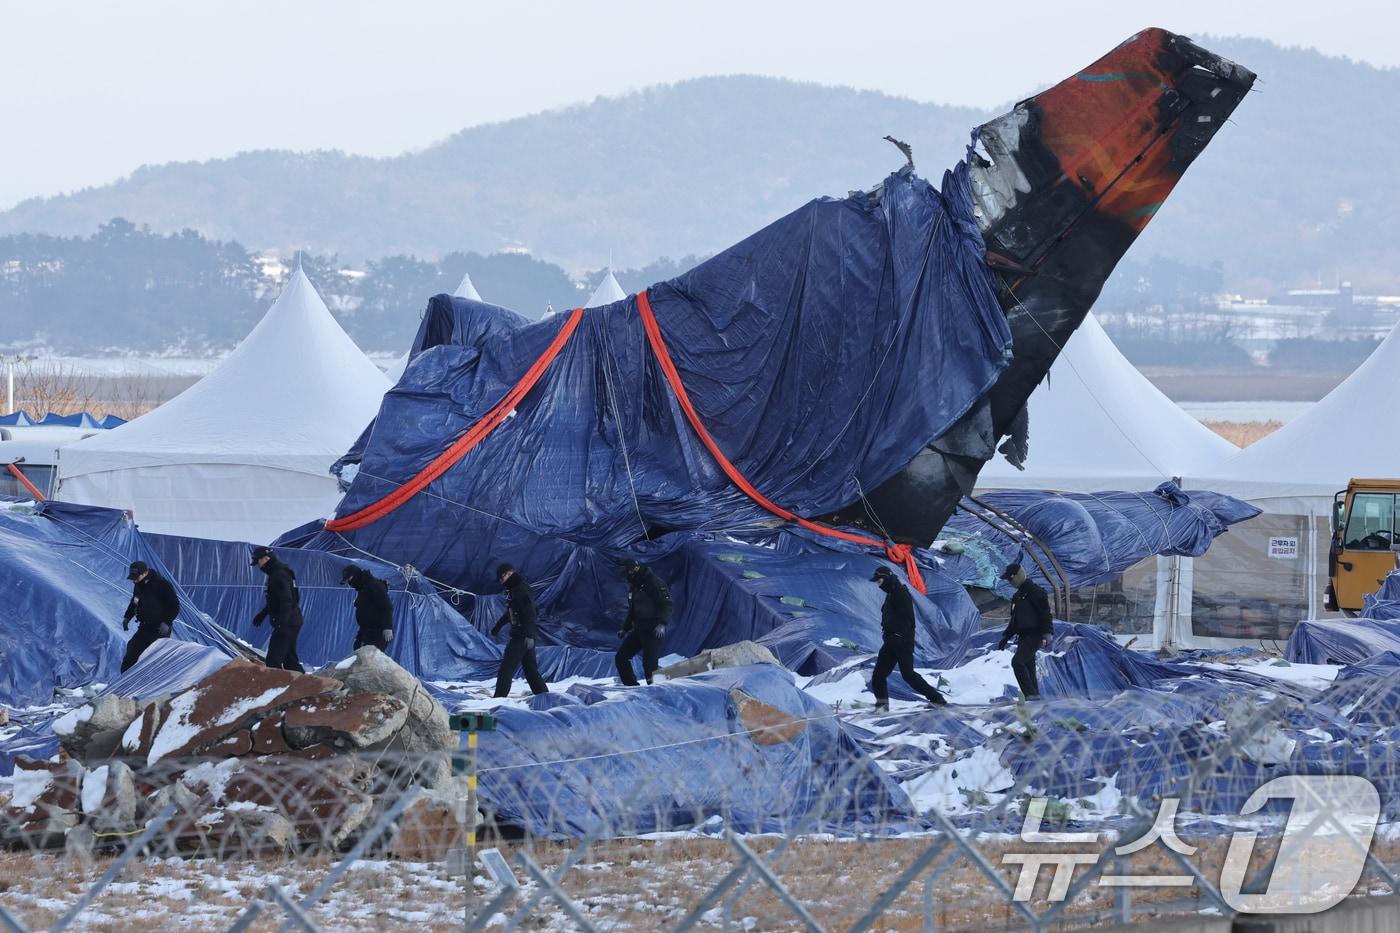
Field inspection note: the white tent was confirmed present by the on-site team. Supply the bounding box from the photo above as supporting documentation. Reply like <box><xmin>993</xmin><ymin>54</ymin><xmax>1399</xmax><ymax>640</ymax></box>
<box><xmin>586</xmin><ymin>271</ymin><xmax>626</xmax><ymax>308</ymax></box>
<box><xmin>1181</xmin><ymin>320</ymin><xmax>1400</xmax><ymax>645</ymax></box>
<box><xmin>977</xmin><ymin>314</ymin><xmax>1235</xmax><ymax>492</ymax></box>
<box><xmin>454</xmin><ymin>272</ymin><xmax>482</xmax><ymax>302</ymax></box>
<box><xmin>57</xmin><ymin>268</ymin><xmax>390</xmax><ymax>543</ymax></box>
<box><xmin>385</xmin><ymin>272</ymin><xmax>486</xmax><ymax>383</ymax></box>
<box><xmin>974</xmin><ymin>314</ymin><xmax>1237</xmax><ymax>648</ymax></box>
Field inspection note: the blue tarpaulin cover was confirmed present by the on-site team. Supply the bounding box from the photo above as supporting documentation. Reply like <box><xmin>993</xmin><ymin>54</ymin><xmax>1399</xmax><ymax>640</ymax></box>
<box><xmin>144</xmin><ymin>533</ymin><xmax>624</xmax><ymax>683</ymax></box>
<box><xmin>1365</xmin><ymin>571</ymin><xmax>1400</xmax><ymax>621</ymax></box>
<box><xmin>295</xmin><ymin>167</ymin><xmax>1012</xmax><ymax>603</ymax></box>
<box><xmin>473</xmin><ymin>664</ymin><xmax>914</xmax><ymax>836</ymax></box>
<box><xmin>936</xmin><ymin>483</ymin><xmax>1260</xmax><ymax>593</ymax></box>
<box><xmin>0</xmin><ymin>501</ymin><xmax>237</xmax><ymax>709</ymax></box>
<box><xmin>1286</xmin><ymin>618</ymin><xmax>1400</xmax><ymax>666</ymax></box>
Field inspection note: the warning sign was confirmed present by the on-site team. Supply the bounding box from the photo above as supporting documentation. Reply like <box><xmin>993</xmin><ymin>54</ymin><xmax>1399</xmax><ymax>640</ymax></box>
<box><xmin>1268</xmin><ymin>537</ymin><xmax>1300</xmax><ymax>559</ymax></box>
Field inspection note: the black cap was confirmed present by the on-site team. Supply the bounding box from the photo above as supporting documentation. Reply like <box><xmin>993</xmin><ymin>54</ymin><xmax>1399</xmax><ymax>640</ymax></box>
<box><xmin>870</xmin><ymin>566</ymin><xmax>894</xmax><ymax>582</ymax></box>
<box><xmin>250</xmin><ymin>545</ymin><xmax>273</xmax><ymax>566</ymax></box>
<box><xmin>341</xmin><ymin>565</ymin><xmax>359</xmax><ymax>583</ymax></box>
<box><xmin>127</xmin><ymin>560</ymin><xmax>148</xmax><ymax>581</ymax></box>
<box><xmin>1000</xmin><ymin>562</ymin><xmax>1023</xmax><ymax>581</ymax></box>
<box><xmin>618</xmin><ymin>558</ymin><xmax>640</xmax><ymax>574</ymax></box>
<box><xmin>495</xmin><ymin>562</ymin><xmax>515</xmax><ymax>579</ymax></box>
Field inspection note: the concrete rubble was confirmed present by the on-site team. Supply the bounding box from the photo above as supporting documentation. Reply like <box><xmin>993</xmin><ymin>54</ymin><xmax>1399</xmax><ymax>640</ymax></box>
<box><xmin>1</xmin><ymin>648</ymin><xmax>471</xmax><ymax>858</ymax></box>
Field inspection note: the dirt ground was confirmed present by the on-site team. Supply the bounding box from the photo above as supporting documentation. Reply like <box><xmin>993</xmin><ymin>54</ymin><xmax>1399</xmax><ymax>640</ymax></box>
<box><xmin>0</xmin><ymin>831</ymin><xmax>1393</xmax><ymax>931</ymax></box>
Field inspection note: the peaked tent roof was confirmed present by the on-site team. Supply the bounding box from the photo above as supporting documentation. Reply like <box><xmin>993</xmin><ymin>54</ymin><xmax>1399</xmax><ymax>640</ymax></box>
<box><xmin>453</xmin><ymin>272</ymin><xmax>482</xmax><ymax>301</ymax></box>
<box><xmin>61</xmin><ymin>267</ymin><xmax>389</xmax><ymax>473</ymax></box>
<box><xmin>585</xmin><ymin>271</ymin><xmax>626</xmax><ymax>308</ymax></box>
<box><xmin>56</xmin><ymin>269</ymin><xmax>390</xmax><ymax>540</ymax></box>
<box><xmin>977</xmin><ymin>314</ymin><xmax>1235</xmax><ymax>493</ymax></box>
<box><xmin>1192</xmin><ymin>319</ymin><xmax>1400</xmax><ymax>500</ymax></box>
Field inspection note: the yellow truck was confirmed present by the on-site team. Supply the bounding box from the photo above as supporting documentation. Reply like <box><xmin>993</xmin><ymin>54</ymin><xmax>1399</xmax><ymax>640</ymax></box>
<box><xmin>1327</xmin><ymin>478</ymin><xmax>1400</xmax><ymax>615</ymax></box>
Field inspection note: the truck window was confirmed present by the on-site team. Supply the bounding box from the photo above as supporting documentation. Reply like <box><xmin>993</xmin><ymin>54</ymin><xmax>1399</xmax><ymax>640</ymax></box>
<box><xmin>0</xmin><ymin>463</ymin><xmax>54</xmax><ymax>499</ymax></box>
<box><xmin>1345</xmin><ymin>492</ymin><xmax>1399</xmax><ymax>550</ymax></box>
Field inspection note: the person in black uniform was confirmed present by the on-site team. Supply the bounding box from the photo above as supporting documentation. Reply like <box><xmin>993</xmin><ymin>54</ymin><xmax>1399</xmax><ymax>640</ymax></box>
<box><xmin>490</xmin><ymin>563</ymin><xmax>549</xmax><ymax>698</ymax></box>
<box><xmin>342</xmin><ymin>565</ymin><xmax>394</xmax><ymax>652</ymax></box>
<box><xmin>615</xmin><ymin>558</ymin><xmax>672</xmax><ymax>686</ymax></box>
<box><xmin>251</xmin><ymin>545</ymin><xmax>305</xmax><ymax>672</ymax></box>
<box><xmin>120</xmin><ymin>560</ymin><xmax>180</xmax><ymax>672</ymax></box>
<box><xmin>869</xmin><ymin>565</ymin><xmax>947</xmax><ymax>710</ymax></box>
<box><xmin>996</xmin><ymin>562</ymin><xmax>1054</xmax><ymax>700</ymax></box>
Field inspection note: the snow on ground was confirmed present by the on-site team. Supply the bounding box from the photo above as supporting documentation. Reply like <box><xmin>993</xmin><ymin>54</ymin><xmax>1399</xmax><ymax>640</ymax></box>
<box><xmin>900</xmin><ymin>746</ymin><xmax>1016</xmax><ymax>816</ymax></box>
<box><xmin>929</xmin><ymin>650</ymin><xmax>1020</xmax><ymax>705</ymax></box>
<box><xmin>1203</xmin><ymin>658</ymin><xmax>1340</xmax><ymax>691</ymax></box>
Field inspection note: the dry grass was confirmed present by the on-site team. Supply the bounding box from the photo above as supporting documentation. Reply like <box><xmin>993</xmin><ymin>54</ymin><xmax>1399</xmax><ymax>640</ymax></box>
<box><xmin>7</xmin><ymin>361</ymin><xmax>187</xmax><ymax>421</ymax></box>
<box><xmin>1</xmin><ymin>830</ymin><xmax>1393</xmax><ymax>931</ymax></box>
<box><xmin>1202</xmin><ymin>420</ymin><xmax>1284</xmax><ymax>448</ymax></box>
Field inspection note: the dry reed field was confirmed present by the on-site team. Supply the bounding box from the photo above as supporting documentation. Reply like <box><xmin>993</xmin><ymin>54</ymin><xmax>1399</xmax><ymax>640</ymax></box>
<box><xmin>1202</xmin><ymin>420</ymin><xmax>1284</xmax><ymax>447</ymax></box>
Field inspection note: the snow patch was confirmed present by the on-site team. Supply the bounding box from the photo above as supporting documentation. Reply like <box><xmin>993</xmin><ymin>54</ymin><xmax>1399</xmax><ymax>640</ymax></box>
<box><xmin>181</xmin><ymin>759</ymin><xmax>243</xmax><ymax>802</ymax></box>
<box><xmin>215</xmin><ymin>686</ymin><xmax>288</xmax><ymax>727</ymax></box>
<box><xmin>900</xmin><ymin>746</ymin><xmax>1014</xmax><ymax>815</ymax></box>
<box><xmin>9</xmin><ymin>768</ymin><xmax>55</xmax><ymax>811</ymax></box>
<box><xmin>147</xmin><ymin>689</ymin><xmax>202</xmax><ymax>765</ymax></box>
<box><xmin>121</xmin><ymin>714</ymin><xmax>145</xmax><ymax>751</ymax></box>
<box><xmin>52</xmin><ymin>704</ymin><xmax>92</xmax><ymax>737</ymax></box>
<box><xmin>81</xmin><ymin>765</ymin><xmax>109</xmax><ymax>814</ymax></box>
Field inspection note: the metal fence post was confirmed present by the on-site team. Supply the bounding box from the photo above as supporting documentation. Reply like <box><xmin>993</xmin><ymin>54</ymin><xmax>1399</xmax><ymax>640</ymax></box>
<box><xmin>451</xmin><ymin>710</ymin><xmax>497</xmax><ymax>929</ymax></box>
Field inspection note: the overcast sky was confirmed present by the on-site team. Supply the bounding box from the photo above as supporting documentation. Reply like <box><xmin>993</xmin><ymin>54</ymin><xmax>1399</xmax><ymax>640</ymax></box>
<box><xmin>1</xmin><ymin>0</ymin><xmax>1391</xmax><ymax>209</ymax></box>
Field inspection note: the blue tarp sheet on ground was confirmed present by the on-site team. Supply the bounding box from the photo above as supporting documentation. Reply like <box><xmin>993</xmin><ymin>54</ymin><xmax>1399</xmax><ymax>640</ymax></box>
<box><xmin>1286</xmin><ymin>618</ymin><xmax>1400</xmax><ymax>665</ymax></box>
<box><xmin>297</xmin><ymin>166</ymin><xmax>1011</xmax><ymax>604</ymax></box>
<box><xmin>1365</xmin><ymin>571</ymin><xmax>1400</xmax><ymax>621</ymax></box>
<box><xmin>0</xmin><ymin>501</ymin><xmax>238</xmax><ymax>709</ymax></box>
<box><xmin>936</xmin><ymin>483</ymin><xmax>1260</xmax><ymax>593</ymax></box>
<box><xmin>474</xmin><ymin>663</ymin><xmax>914</xmax><ymax>836</ymax></box>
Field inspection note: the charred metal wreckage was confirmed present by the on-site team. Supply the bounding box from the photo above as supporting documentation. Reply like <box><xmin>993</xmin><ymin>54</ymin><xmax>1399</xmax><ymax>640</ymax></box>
<box><xmin>823</xmin><ymin>27</ymin><xmax>1256</xmax><ymax>545</ymax></box>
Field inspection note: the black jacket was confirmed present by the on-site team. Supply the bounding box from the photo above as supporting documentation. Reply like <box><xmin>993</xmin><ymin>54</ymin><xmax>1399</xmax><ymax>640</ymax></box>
<box><xmin>254</xmin><ymin>556</ymin><xmax>304</xmax><ymax>630</ymax></box>
<box><xmin>345</xmin><ymin>567</ymin><xmax>393</xmax><ymax>640</ymax></box>
<box><xmin>624</xmin><ymin>566</ymin><xmax>673</xmax><ymax>632</ymax></box>
<box><xmin>878</xmin><ymin>576</ymin><xmax>917</xmax><ymax>642</ymax></box>
<box><xmin>494</xmin><ymin>572</ymin><xmax>538</xmax><ymax>639</ymax></box>
<box><xmin>124</xmin><ymin>571</ymin><xmax>179</xmax><ymax>630</ymax></box>
<box><xmin>1001</xmin><ymin>581</ymin><xmax>1053</xmax><ymax>648</ymax></box>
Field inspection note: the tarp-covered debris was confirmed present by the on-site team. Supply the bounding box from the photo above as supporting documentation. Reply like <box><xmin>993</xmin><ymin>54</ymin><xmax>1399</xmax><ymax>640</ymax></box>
<box><xmin>1287</xmin><ymin>618</ymin><xmax>1400</xmax><ymax>666</ymax></box>
<box><xmin>144</xmin><ymin>533</ymin><xmax>622</xmax><ymax>683</ymax></box>
<box><xmin>936</xmin><ymin>483</ymin><xmax>1260</xmax><ymax>593</ymax></box>
<box><xmin>474</xmin><ymin>664</ymin><xmax>914</xmax><ymax>836</ymax></box>
<box><xmin>0</xmin><ymin>500</ymin><xmax>238</xmax><ymax>709</ymax></box>
<box><xmin>301</xmin><ymin>163</ymin><xmax>1012</xmax><ymax>599</ymax></box>
<box><xmin>1366</xmin><ymin>571</ymin><xmax>1400</xmax><ymax>621</ymax></box>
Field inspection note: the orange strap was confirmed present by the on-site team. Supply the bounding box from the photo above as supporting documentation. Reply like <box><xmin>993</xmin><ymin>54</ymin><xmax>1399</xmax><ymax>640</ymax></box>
<box><xmin>635</xmin><ymin>290</ymin><xmax>926</xmax><ymax>593</ymax></box>
<box><xmin>7</xmin><ymin>462</ymin><xmax>45</xmax><ymax>500</ymax></box>
<box><xmin>324</xmin><ymin>292</ymin><xmax>927</xmax><ymax>594</ymax></box>
<box><xmin>325</xmin><ymin>306</ymin><xmax>588</xmax><ymax>532</ymax></box>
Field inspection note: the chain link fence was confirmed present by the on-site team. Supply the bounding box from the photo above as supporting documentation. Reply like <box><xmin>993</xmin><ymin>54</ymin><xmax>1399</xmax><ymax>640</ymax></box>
<box><xmin>3</xmin><ymin>683</ymin><xmax>1399</xmax><ymax>931</ymax></box>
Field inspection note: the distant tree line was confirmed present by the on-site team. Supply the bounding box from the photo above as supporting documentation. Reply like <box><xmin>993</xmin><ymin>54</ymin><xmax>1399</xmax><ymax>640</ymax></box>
<box><xmin>0</xmin><ymin>221</ymin><xmax>706</xmax><ymax>354</ymax></box>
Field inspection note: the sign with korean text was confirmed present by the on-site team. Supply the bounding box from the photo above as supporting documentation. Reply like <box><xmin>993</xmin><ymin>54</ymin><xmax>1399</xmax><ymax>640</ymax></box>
<box><xmin>1267</xmin><ymin>537</ymin><xmax>1299</xmax><ymax>559</ymax></box>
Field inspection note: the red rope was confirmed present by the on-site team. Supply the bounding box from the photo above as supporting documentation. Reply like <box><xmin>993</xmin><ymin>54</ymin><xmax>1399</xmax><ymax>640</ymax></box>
<box><xmin>323</xmin><ymin>291</ymin><xmax>927</xmax><ymax>595</ymax></box>
<box><xmin>325</xmin><ymin>306</ymin><xmax>588</xmax><ymax>533</ymax></box>
<box><xmin>635</xmin><ymin>290</ymin><xmax>926</xmax><ymax>593</ymax></box>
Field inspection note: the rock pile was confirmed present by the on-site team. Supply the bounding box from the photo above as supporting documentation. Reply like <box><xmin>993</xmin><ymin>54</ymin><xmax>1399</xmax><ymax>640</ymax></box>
<box><xmin>2</xmin><ymin>647</ymin><xmax>470</xmax><ymax>860</ymax></box>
